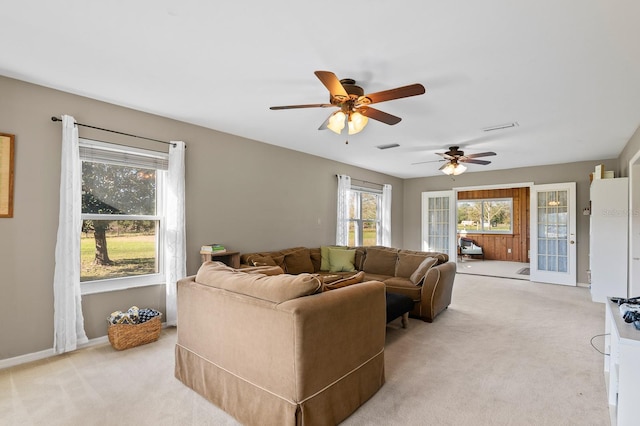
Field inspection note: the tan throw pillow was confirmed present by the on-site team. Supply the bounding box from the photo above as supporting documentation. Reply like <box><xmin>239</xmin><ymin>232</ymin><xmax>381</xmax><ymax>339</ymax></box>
<box><xmin>284</xmin><ymin>248</ymin><xmax>315</xmax><ymax>274</ymax></box>
<box><xmin>410</xmin><ymin>257</ymin><xmax>438</xmax><ymax>285</ymax></box>
<box><xmin>323</xmin><ymin>271</ymin><xmax>365</xmax><ymax>291</ymax></box>
<box><xmin>328</xmin><ymin>247</ymin><xmax>356</xmax><ymax>272</ymax></box>
<box><xmin>246</xmin><ymin>255</ymin><xmax>277</xmax><ymax>267</ymax></box>
<box><xmin>396</xmin><ymin>253</ymin><xmax>431</xmax><ymax>278</ymax></box>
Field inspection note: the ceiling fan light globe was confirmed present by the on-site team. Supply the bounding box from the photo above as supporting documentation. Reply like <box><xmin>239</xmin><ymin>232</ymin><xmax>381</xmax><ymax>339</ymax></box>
<box><xmin>452</xmin><ymin>163</ymin><xmax>467</xmax><ymax>175</ymax></box>
<box><xmin>441</xmin><ymin>162</ymin><xmax>467</xmax><ymax>176</ymax></box>
<box><xmin>327</xmin><ymin>111</ymin><xmax>346</xmax><ymax>134</ymax></box>
<box><xmin>347</xmin><ymin>111</ymin><xmax>368</xmax><ymax>135</ymax></box>
<box><xmin>441</xmin><ymin>163</ymin><xmax>455</xmax><ymax>175</ymax></box>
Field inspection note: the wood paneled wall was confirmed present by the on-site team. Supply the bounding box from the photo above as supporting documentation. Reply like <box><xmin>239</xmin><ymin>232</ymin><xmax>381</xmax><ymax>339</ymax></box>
<box><xmin>457</xmin><ymin>187</ymin><xmax>530</xmax><ymax>262</ymax></box>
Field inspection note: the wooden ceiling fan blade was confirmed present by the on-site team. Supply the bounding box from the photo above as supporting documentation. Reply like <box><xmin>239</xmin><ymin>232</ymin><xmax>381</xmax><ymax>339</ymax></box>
<box><xmin>362</xmin><ymin>83</ymin><xmax>426</xmax><ymax>105</ymax></box>
<box><xmin>359</xmin><ymin>107</ymin><xmax>402</xmax><ymax>125</ymax></box>
<box><xmin>461</xmin><ymin>159</ymin><xmax>492</xmax><ymax>165</ymax></box>
<box><xmin>438</xmin><ymin>162</ymin><xmax>451</xmax><ymax>171</ymax></box>
<box><xmin>318</xmin><ymin>114</ymin><xmax>331</xmax><ymax>130</ymax></box>
<box><xmin>314</xmin><ymin>71</ymin><xmax>348</xmax><ymax>98</ymax></box>
<box><xmin>465</xmin><ymin>151</ymin><xmax>497</xmax><ymax>158</ymax></box>
<box><xmin>436</xmin><ymin>152</ymin><xmax>455</xmax><ymax>160</ymax></box>
<box><xmin>411</xmin><ymin>160</ymin><xmax>441</xmax><ymax>165</ymax></box>
<box><xmin>270</xmin><ymin>103</ymin><xmax>333</xmax><ymax>110</ymax></box>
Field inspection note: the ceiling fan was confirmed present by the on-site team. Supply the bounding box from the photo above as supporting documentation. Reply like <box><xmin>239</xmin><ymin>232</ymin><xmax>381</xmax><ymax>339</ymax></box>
<box><xmin>436</xmin><ymin>146</ymin><xmax>496</xmax><ymax>175</ymax></box>
<box><xmin>269</xmin><ymin>70</ymin><xmax>426</xmax><ymax>135</ymax></box>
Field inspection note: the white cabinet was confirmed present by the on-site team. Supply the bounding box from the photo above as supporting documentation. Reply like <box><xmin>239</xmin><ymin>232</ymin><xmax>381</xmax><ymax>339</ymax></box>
<box><xmin>604</xmin><ymin>300</ymin><xmax>640</xmax><ymax>426</ymax></box>
<box><xmin>590</xmin><ymin>178</ymin><xmax>628</xmax><ymax>302</ymax></box>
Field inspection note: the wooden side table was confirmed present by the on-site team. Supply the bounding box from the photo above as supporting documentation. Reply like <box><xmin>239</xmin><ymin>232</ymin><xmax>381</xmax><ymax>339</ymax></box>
<box><xmin>200</xmin><ymin>250</ymin><xmax>240</xmax><ymax>268</ymax></box>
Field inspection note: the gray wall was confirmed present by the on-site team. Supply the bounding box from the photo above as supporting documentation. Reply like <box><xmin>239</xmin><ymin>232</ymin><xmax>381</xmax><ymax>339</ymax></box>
<box><xmin>402</xmin><ymin>159</ymin><xmax>619</xmax><ymax>284</ymax></box>
<box><xmin>618</xmin><ymin>125</ymin><xmax>640</xmax><ymax>177</ymax></box>
<box><xmin>0</xmin><ymin>76</ymin><xmax>403</xmax><ymax>360</ymax></box>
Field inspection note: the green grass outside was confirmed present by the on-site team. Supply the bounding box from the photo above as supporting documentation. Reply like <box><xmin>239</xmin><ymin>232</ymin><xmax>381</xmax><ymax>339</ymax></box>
<box><xmin>81</xmin><ymin>235</ymin><xmax>156</xmax><ymax>282</ymax></box>
<box><xmin>349</xmin><ymin>229</ymin><xmax>378</xmax><ymax>246</ymax></box>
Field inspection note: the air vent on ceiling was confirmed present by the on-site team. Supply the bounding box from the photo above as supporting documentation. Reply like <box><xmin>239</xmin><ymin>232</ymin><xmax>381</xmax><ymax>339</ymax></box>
<box><xmin>376</xmin><ymin>143</ymin><xmax>400</xmax><ymax>150</ymax></box>
<box><xmin>482</xmin><ymin>122</ymin><xmax>519</xmax><ymax>132</ymax></box>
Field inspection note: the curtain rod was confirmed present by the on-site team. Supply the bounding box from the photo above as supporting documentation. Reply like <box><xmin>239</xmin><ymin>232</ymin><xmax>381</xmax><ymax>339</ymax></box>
<box><xmin>336</xmin><ymin>174</ymin><xmax>383</xmax><ymax>188</ymax></box>
<box><xmin>51</xmin><ymin>116</ymin><xmax>176</xmax><ymax>147</ymax></box>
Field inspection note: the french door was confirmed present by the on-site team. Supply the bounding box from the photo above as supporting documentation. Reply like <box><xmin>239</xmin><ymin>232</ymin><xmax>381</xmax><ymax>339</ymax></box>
<box><xmin>529</xmin><ymin>182</ymin><xmax>577</xmax><ymax>285</ymax></box>
<box><xmin>421</xmin><ymin>191</ymin><xmax>456</xmax><ymax>258</ymax></box>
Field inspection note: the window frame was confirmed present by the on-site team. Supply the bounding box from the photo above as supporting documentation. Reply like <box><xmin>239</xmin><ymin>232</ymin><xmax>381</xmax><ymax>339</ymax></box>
<box><xmin>348</xmin><ymin>187</ymin><xmax>382</xmax><ymax>246</ymax></box>
<box><xmin>456</xmin><ymin>197</ymin><xmax>514</xmax><ymax>234</ymax></box>
<box><xmin>79</xmin><ymin>138</ymin><xmax>168</xmax><ymax>295</ymax></box>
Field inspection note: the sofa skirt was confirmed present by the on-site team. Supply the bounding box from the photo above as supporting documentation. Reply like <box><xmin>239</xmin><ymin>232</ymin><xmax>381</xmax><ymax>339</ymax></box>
<box><xmin>175</xmin><ymin>344</ymin><xmax>385</xmax><ymax>426</ymax></box>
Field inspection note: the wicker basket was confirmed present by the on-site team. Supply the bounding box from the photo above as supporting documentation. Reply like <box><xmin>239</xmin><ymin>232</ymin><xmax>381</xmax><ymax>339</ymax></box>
<box><xmin>107</xmin><ymin>315</ymin><xmax>162</xmax><ymax>350</ymax></box>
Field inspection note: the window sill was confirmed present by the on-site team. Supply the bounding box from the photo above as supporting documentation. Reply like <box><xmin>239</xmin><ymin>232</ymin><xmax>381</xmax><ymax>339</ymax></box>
<box><xmin>80</xmin><ymin>274</ymin><xmax>166</xmax><ymax>295</ymax></box>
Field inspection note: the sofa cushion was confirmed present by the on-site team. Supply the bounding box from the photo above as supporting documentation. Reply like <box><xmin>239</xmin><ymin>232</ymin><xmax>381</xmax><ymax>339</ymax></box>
<box><xmin>284</xmin><ymin>248</ymin><xmax>315</xmax><ymax>274</ymax></box>
<box><xmin>320</xmin><ymin>245</ymin><xmax>347</xmax><ymax>270</ymax></box>
<box><xmin>328</xmin><ymin>248</ymin><xmax>356</xmax><ymax>272</ymax></box>
<box><xmin>195</xmin><ymin>261</ymin><xmax>321</xmax><ymax>303</ymax></box>
<box><xmin>399</xmin><ymin>249</ymin><xmax>448</xmax><ymax>265</ymax></box>
<box><xmin>395</xmin><ymin>252</ymin><xmax>430</xmax><ymax>278</ymax></box>
<box><xmin>353</xmin><ymin>247</ymin><xmax>367</xmax><ymax>271</ymax></box>
<box><xmin>362</xmin><ymin>247</ymin><xmax>398</xmax><ymax>276</ymax></box>
<box><xmin>362</xmin><ymin>272</ymin><xmax>393</xmax><ymax>283</ymax></box>
<box><xmin>309</xmin><ymin>248</ymin><xmax>322</xmax><ymax>272</ymax></box>
<box><xmin>409</xmin><ymin>257</ymin><xmax>438</xmax><ymax>285</ymax></box>
<box><xmin>323</xmin><ymin>271</ymin><xmax>365</xmax><ymax>291</ymax></box>
<box><xmin>383</xmin><ymin>277</ymin><xmax>422</xmax><ymax>300</ymax></box>
<box><xmin>271</xmin><ymin>254</ymin><xmax>286</xmax><ymax>269</ymax></box>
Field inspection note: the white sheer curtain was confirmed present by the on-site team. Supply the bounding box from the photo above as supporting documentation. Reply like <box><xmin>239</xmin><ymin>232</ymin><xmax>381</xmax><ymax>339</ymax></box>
<box><xmin>381</xmin><ymin>184</ymin><xmax>392</xmax><ymax>246</ymax></box>
<box><xmin>336</xmin><ymin>174</ymin><xmax>351</xmax><ymax>245</ymax></box>
<box><xmin>53</xmin><ymin>115</ymin><xmax>88</xmax><ymax>354</ymax></box>
<box><xmin>164</xmin><ymin>141</ymin><xmax>186</xmax><ymax>326</ymax></box>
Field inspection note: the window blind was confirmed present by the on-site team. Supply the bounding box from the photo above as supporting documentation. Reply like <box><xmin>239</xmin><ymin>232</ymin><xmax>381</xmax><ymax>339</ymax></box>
<box><xmin>79</xmin><ymin>138</ymin><xmax>168</xmax><ymax>170</ymax></box>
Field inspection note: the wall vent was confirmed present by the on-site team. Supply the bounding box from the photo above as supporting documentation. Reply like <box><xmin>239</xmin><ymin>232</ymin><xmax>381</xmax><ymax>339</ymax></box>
<box><xmin>482</xmin><ymin>122</ymin><xmax>519</xmax><ymax>132</ymax></box>
<box><xmin>376</xmin><ymin>143</ymin><xmax>400</xmax><ymax>150</ymax></box>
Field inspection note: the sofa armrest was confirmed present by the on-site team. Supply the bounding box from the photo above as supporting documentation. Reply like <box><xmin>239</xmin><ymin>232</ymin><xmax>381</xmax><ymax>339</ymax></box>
<box><xmin>418</xmin><ymin>262</ymin><xmax>456</xmax><ymax>322</ymax></box>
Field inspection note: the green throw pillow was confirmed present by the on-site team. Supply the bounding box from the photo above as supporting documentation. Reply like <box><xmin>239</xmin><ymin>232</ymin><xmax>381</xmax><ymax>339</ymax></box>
<box><xmin>328</xmin><ymin>247</ymin><xmax>356</xmax><ymax>272</ymax></box>
<box><xmin>321</xmin><ymin>245</ymin><xmax>347</xmax><ymax>271</ymax></box>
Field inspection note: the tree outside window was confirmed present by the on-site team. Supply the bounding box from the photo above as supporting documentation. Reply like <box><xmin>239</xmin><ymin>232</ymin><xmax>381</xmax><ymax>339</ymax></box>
<box><xmin>457</xmin><ymin>198</ymin><xmax>512</xmax><ymax>233</ymax></box>
<box><xmin>348</xmin><ymin>189</ymin><xmax>381</xmax><ymax>246</ymax></box>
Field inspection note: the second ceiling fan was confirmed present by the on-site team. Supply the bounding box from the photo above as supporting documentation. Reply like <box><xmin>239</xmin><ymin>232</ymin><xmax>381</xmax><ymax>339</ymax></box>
<box><xmin>436</xmin><ymin>146</ymin><xmax>497</xmax><ymax>175</ymax></box>
<box><xmin>270</xmin><ymin>70</ymin><xmax>426</xmax><ymax>135</ymax></box>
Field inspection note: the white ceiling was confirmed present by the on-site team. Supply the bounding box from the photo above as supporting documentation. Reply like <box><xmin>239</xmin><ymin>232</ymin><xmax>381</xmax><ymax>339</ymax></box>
<box><xmin>2</xmin><ymin>0</ymin><xmax>639</xmax><ymax>178</ymax></box>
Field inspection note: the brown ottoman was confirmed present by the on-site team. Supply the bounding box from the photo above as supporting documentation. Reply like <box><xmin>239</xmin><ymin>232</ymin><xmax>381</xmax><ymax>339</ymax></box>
<box><xmin>386</xmin><ymin>292</ymin><xmax>414</xmax><ymax>328</ymax></box>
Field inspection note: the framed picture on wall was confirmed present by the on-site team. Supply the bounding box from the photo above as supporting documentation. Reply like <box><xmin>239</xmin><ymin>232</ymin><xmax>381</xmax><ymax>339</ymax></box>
<box><xmin>0</xmin><ymin>132</ymin><xmax>15</xmax><ymax>218</ymax></box>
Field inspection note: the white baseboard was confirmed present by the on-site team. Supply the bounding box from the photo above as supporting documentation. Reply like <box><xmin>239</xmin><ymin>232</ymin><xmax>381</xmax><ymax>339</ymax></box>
<box><xmin>0</xmin><ymin>322</ymin><xmax>168</xmax><ymax>370</ymax></box>
<box><xmin>0</xmin><ymin>347</ymin><xmax>56</xmax><ymax>370</ymax></box>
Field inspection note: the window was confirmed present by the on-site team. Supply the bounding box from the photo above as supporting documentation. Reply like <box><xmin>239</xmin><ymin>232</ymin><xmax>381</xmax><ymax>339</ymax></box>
<box><xmin>80</xmin><ymin>139</ymin><xmax>168</xmax><ymax>293</ymax></box>
<box><xmin>348</xmin><ymin>188</ymin><xmax>382</xmax><ymax>246</ymax></box>
<box><xmin>457</xmin><ymin>198</ymin><xmax>513</xmax><ymax>233</ymax></box>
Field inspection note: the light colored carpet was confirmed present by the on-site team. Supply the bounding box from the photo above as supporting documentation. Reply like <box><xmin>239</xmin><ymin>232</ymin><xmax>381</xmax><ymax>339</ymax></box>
<box><xmin>457</xmin><ymin>259</ymin><xmax>531</xmax><ymax>281</ymax></box>
<box><xmin>1</xmin><ymin>274</ymin><xmax>610</xmax><ymax>426</ymax></box>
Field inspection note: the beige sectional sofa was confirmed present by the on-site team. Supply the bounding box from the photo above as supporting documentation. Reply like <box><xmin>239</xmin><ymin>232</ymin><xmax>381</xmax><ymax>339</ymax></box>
<box><xmin>175</xmin><ymin>261</ymin><xmax>386</xmax><ymax>426</ymax></box>
<box><xmin>240</xmin><ymin>245</ymin><xmax>456</xmax><ymax>322</ymax></box>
